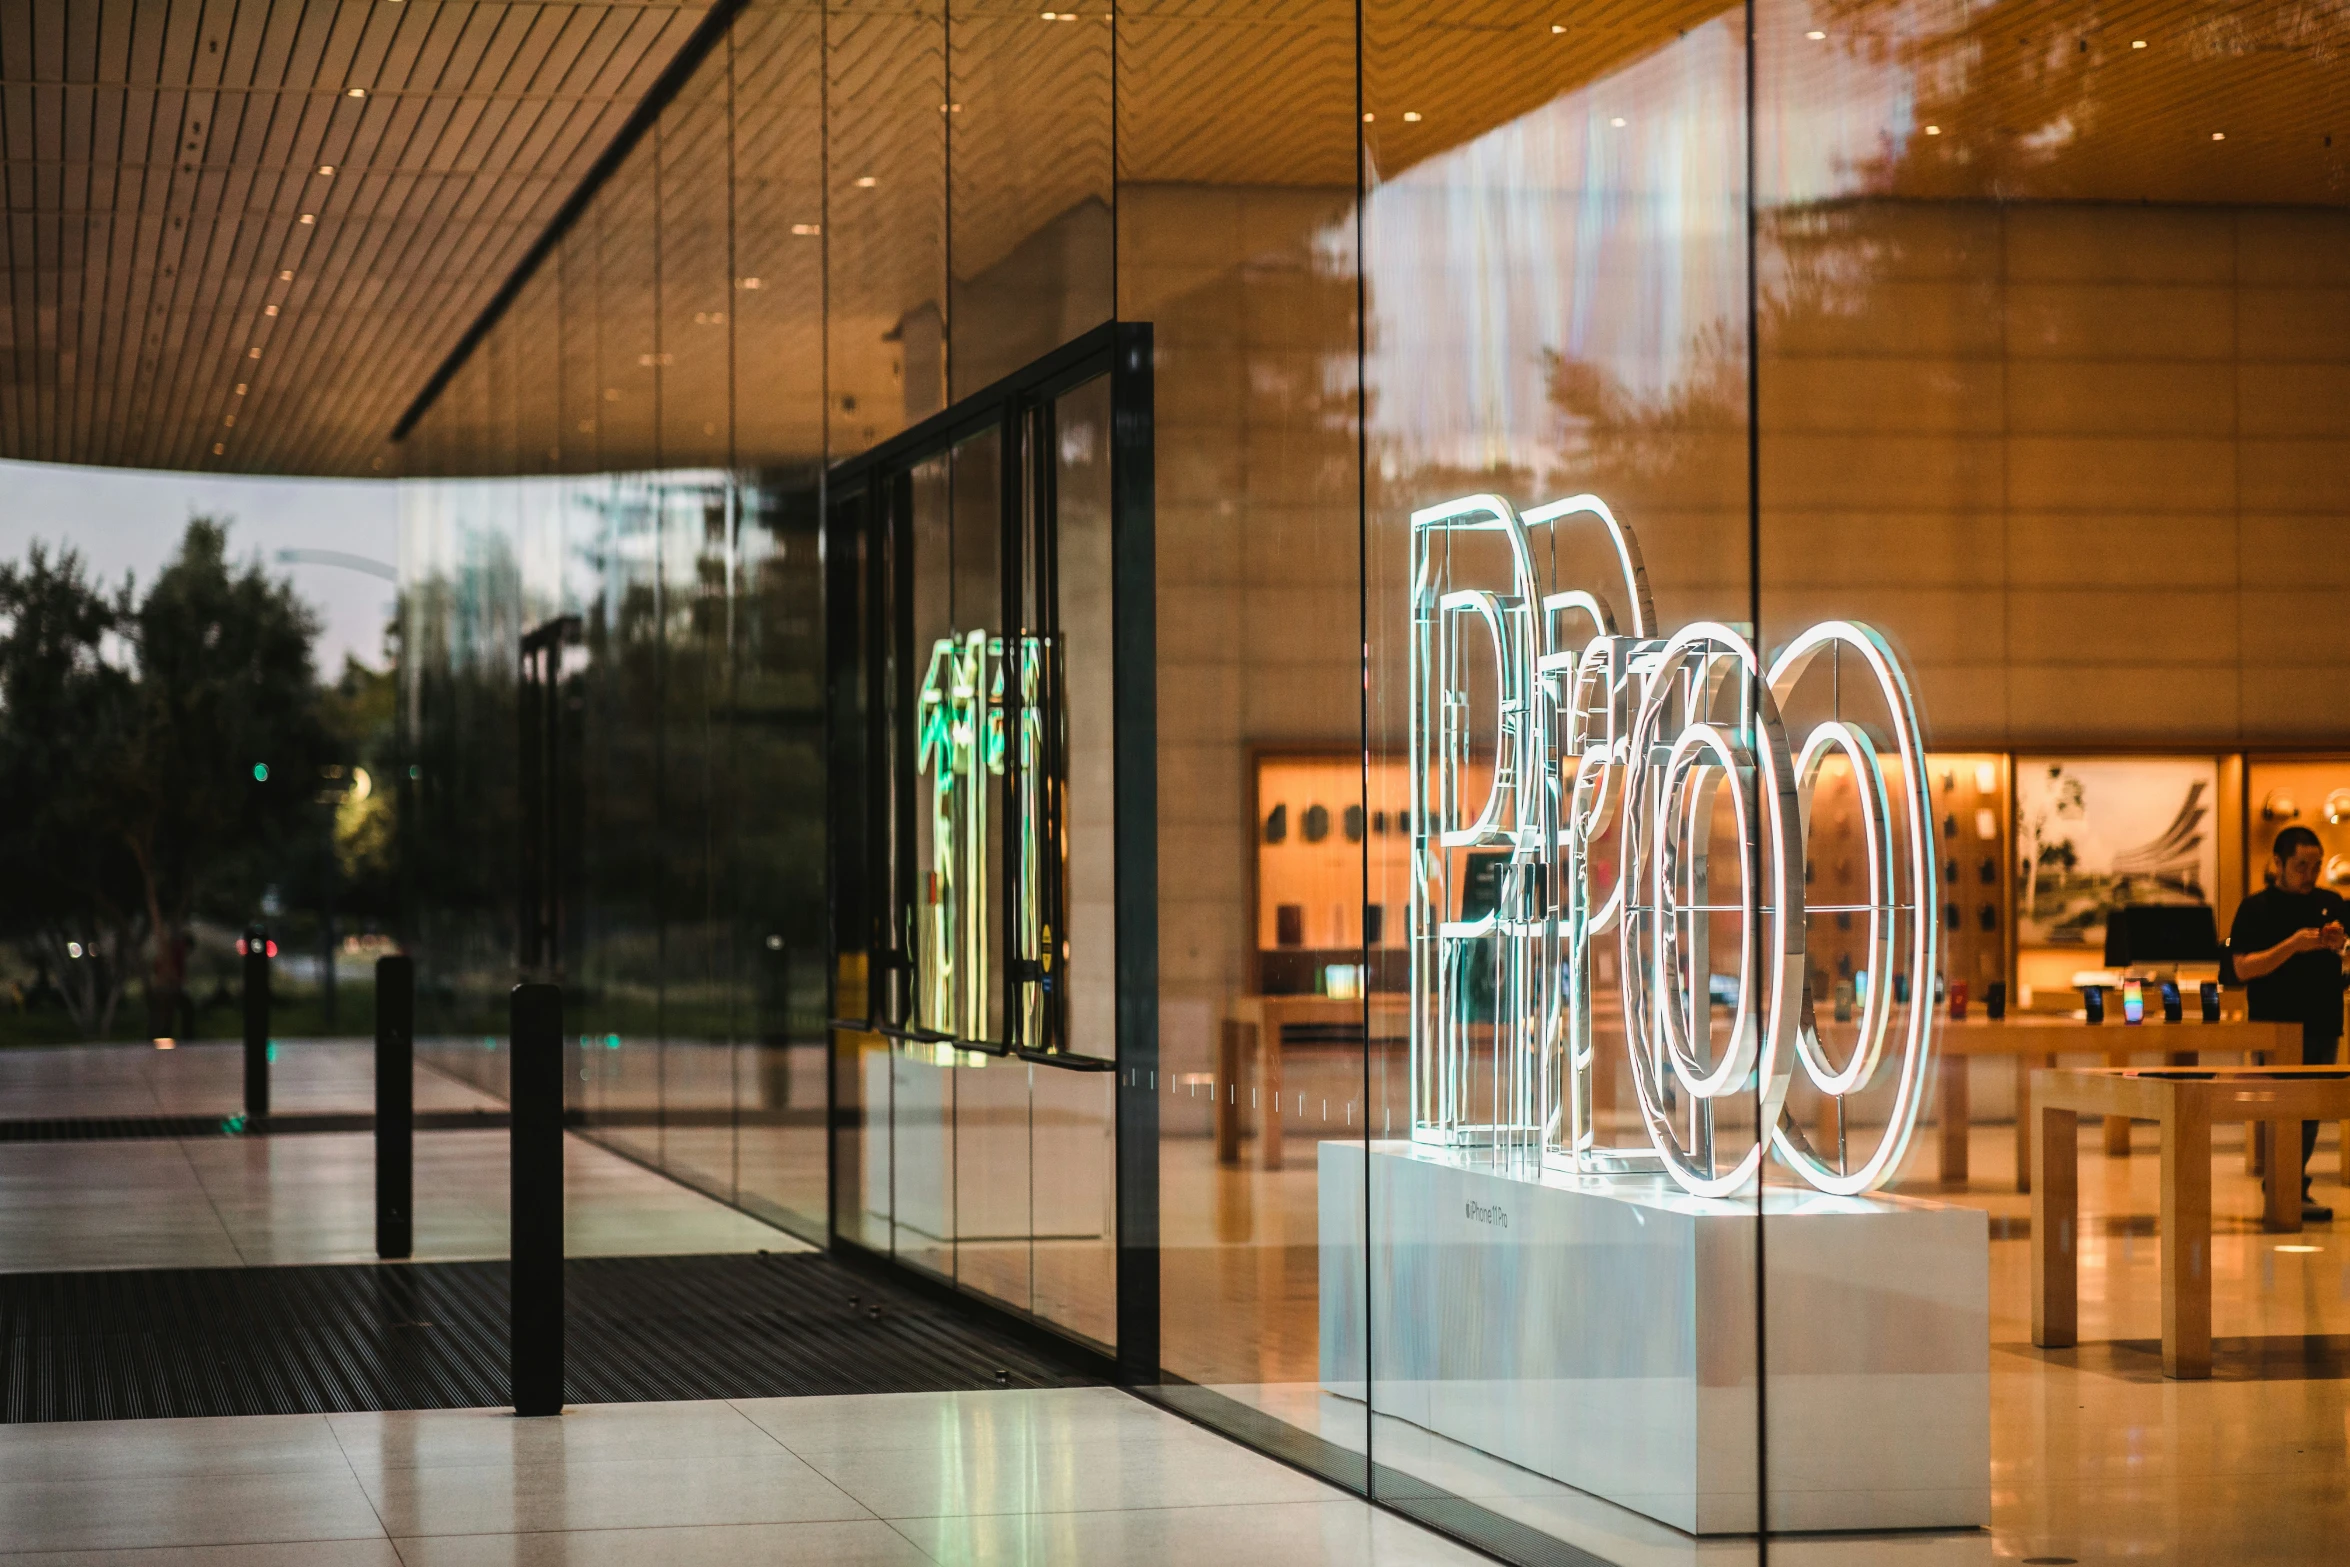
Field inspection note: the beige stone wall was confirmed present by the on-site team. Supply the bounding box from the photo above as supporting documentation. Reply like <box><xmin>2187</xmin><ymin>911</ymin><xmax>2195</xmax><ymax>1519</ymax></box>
<box><xmin>1127</xmin><ymin>190</ymin><xmax>2350</xmax><ymax>1070</ymax></box>
<box><xmin>1124</xmin><ymin>184</ymin><xmax>1362</xmax><ymax>1070</ymax></box>
<box><xmin>1760</xmin><ymin>200</ymin><xmax>2350</xmax><ymax>748</ymax></box>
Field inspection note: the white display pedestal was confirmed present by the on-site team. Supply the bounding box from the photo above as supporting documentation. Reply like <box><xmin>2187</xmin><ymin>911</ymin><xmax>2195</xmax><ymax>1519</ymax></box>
<box><xmin>1319</xmin><ymin>1140</ymin><xmax>1988</xmax><ymax>1535</ymax></box>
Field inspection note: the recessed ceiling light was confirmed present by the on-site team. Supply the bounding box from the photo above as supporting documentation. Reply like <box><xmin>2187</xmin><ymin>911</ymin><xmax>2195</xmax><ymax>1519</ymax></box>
<box><xmin>264</xmin><ymin>304</ymin><xmax>278</xmax><ymax>316</ymax></box>
<box><xmin>347</xmin><ymin>87</ymin><xmax>365</xmax><ymax>98</ymax></box>
<box><xmin>279</xmin><ymin>270</ymin><xmax>292</xmax><ymax>280</ymax></box>
<box><xmin>1551</xmin><ymin>23</ymin><xmax>1565</xmax><ymax>32</ymax></box>
<box><xmin>318</xmin><ymin>164</ymin><xmax>334</xmax><ymax>175</ymax></box>
<box><xmin>2277</xmin><ymin>1243</ymin><xmax>2322</xmax><ymax>1253</ymax></box>
<box><xmin>1925</xmin><ymin>124</ymin><xmax>1941</xmax><ymax>135</ymax></box>
<box><xmin>2132</xmin><ymin>38</ymin><xmax>2147</xmax><ymax>48</ymax></box>
<box><xmin>1610</xmin><ymin>116</ymin><xmax>1626</xmax><ymax>127</ymax></box>
<box><xmin>235</xmin><ymin>383</ymin><xmax>247</xmax><ymax>395</ymax></box>
<box><xmin>213</xmin><ymin>442</ymin><xmax>225</xmax><ymax>455</ymax></box>
<box><xmin>248</xmin><ymin>347</ymin><xmax>261</xmax><ymax>359</ymax></box>
<box><xmin>223</xmin><ymin>414</ymin><xmax>235</xmax><ymax>427</ymax></box>
<box><xmin>791</xmin><ymin>223</ymin><xmax>820</xmax><ymax>236</ymax></box>
<box><xmin>738</xmin><ymin>277</ymin><xmax>762</xmax><ymax>290</ymax></box>
<box><xmin>1362</xmin><ymin>112</ymin><xmax>1375</xmax><ymax>122</ymax></box>
<box><xmin>1402</xmin><ymin>111</ymin><xmax>1421</xmax><ymax>122</ymax></box>
<box><xmin>299</xmin><ymin>213</ymin><xmax>314</xmax><ymax>224</ymax></box>
<box><xmin>2212</xmin><ymin>131</ymin><xmax>2225</xmax><ymax>140</ymax></box>
<box><xmin>1806</xmin><ymin>29</ymin><xmax>1825</xmax><ymax>39</ymax></box>
<box><xmin>854</xmin><ymin>175</ymin><xmax>876</xmax><ymax>187</ymax></box>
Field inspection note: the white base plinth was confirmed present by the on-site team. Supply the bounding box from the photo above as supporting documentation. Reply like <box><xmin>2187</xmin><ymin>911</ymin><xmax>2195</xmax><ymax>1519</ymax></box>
<box><xmin>1319</xmin><ymin>1140</ymin><xmax>1988</xmax><ymax>1535</ymax></box>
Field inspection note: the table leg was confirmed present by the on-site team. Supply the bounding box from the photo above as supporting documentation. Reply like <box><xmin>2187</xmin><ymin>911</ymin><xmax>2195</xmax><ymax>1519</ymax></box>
<box><xmin>1258</xmin><ymin>1020</ymin><xmax>1285</xmax><ymax>1173</ymax></box>
<box><xmin>2031</xmin><ymin>1102</ymin><xmax>2078</xmax><ymax>1350</ymax></box>
<box><xmin>2014</xmin><ymin>1055</ymin><xmax>2037</xmax><ymax>1194</ymax></box>
<box><xmin>2160</xmin><ymin>1099</ymin><xmax>2213</xmax><ymax>1379</ymax></box>
<box><xmin>2248</xmin><ymin>1120</ymin><xmax>2265</xmax><ymax>1178</ymax></box>
<box><xmin>2104</xmin><ymin>1113</ymin><xmax>2133</xmax><ymax>1157</ymax></box>
<box><xmin>2264</xmin><ymin>1116</ymin><xmax>2304</xmax><ymax>1233</ymax></box>
<box><xmin>2340</xmin><ymin>1120</ymin><xmax>2349</xmax><ymax>1185</ymax></box>
<box><xmin>1216</xmin><ymin>1020</ymin><xmax>1249</xmax><ymax>1166</ymax></box>
<box><xmin>1939</xmin><ymin>1052</ymin><xmax>1970</xmax><ymax>1186</ymax></box>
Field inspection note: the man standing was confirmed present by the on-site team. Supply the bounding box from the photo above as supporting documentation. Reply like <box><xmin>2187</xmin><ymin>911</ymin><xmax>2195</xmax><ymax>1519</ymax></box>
<box><xmin>2226</xmin><ymin>824</ymin><xmax>2348</xmax><ymax>1222</ymax></box>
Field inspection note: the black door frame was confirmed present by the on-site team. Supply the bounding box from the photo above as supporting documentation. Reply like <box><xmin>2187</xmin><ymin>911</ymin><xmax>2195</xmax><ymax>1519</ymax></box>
<box><xmin>822</xmin><ymin>320</ymin><xmax>1158</xmax><ymax>1383</ymax></box>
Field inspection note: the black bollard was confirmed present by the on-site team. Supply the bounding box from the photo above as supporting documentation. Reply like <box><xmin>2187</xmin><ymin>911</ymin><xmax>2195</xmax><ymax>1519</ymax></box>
<box><xmin>375</xmin><ymin>955</ymin><xmax>414</xmax><ymax>1260</ymax></box>
<box><xmin>242</xmin><ymin>924</ymin><xmax>271</xmax><ymax>1120</ymax></box>
<box><xmin>509</xmin><ymin>982</ymin><xmax>564</xmax><ymax>1417</ymax></box>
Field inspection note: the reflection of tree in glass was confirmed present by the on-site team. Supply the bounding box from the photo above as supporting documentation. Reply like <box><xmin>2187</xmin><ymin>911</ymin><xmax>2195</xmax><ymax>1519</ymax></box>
<box><xmin>0</xmin><ymin>520</ymin><xmax>333</xmax><ymax>1038</ymax></box>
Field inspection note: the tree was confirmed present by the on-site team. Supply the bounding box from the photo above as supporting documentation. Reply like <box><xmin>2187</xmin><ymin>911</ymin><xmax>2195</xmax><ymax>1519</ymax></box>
<box><xmin>115</xmin><ymin>519</ymin><xmax>334</xmax><ymax>1032</ymax></box>
<box><xmin>0</xmin><ymin>545</ymin><xmax>145</xmax><ymax>1035</ymax></box>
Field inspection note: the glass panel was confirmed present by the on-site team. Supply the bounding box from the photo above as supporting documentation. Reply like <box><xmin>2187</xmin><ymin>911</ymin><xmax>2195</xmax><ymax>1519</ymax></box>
<box><xmin>1358</xmin><ymin>3</ymin><xmax>1760</xmax><ymax>1557</ymax></box>
<box><xmin>1118</xmin><ymin>0</ymin><xmax>1370</xmax><ymax>1491</ymax></box>
<box><xmin>1754</xmin><ymin>0</ymin><xmax>2350</xmax><ymax>1558</ymax></box>
<box><xmin>1027</xmin><ymin>374</ymin><xmax>1118</xmax><ymax>1347</ymax></box>
<box><xmin>655</xmin><ymin>56</ymin><xmax>741</xmax><ymax>1199</ymax></box>
<box><xmin>829</xmin><ymin>481</ymin><xmax>891</xmax><ymax>1251</ymax></box>
<box><xmin>827</xmin><ymin>0</ymin><xmax>947</xmax><ymax>457</ymax></box>
<box><xmin>946</xmin><ymin>0</ymin><xmax>1114</xmax><ymax>398</ymax></box>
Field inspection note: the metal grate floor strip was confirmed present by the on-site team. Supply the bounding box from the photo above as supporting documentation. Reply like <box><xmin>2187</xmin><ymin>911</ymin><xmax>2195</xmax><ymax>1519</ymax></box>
<box><xmin>0</xmin><ymin>1252</ymin><xmax>1098</xmax><ymax>1422</ymax></box>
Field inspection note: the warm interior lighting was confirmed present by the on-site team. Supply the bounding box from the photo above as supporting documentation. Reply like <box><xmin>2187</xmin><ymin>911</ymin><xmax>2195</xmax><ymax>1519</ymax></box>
<box><xmin>263</xmin><ymin>304</ymin><xmax>277</xmax><ymax>316</ymax></box>
<box><xmin>2212</xmin><ymin>131</ymin><xmax>2226</xmax><ymax>140</ymax></box>
<box><xmin>248</xmin><ymin>347</ymin><xmax>261</xmax><ymax>358</ymax></box>
<box><xmin>738</xmin><ymin>277</ymin><xmax>762</xmax><ymax>289</ymax></box>
<box><xmin>212</xmin><ymin>442</ymin><xmax>225</xmax><ymax>454</ymax></box>
<box><xmin>299</xmin><ymin>213</ymin><xmax>314</xmax><ymax>224</ymax></box>
<box><xmin>347</xmin><ymin>87</ymin><xmax>365</xmax><ymax>98</ymax></box>
<box><xmin>279</xmin><ymin>269</ymin><xmax>292</xmax><ymax>280</ymax></box>
<box><xmin>1362</xmin><ymin>112</ymin><xmax>1375</xmax><ymax>122</ymax></box>
<box><xmin>152</xmin><ymin>1038</ymin><xmax>175</xmax><ymax>1049</ymax></box>
<box><xmin>1551</xmin><ymin>23</ymin><xmax>1565</xmax><ymax>32</ymax></box>
<box><xmin>1925</xmin><ymin>124</ymin><xmax>1942</xmax><ymax>135</ymax></box>
<box><xmin>234</xmin><ymin>383</ymin><xmax>247</xmax><ymax>395</ymax></box>
<box><xmin>2132</xmin><ymin>38</ymin><xmax>2147</xmax><ymax>47</ymax></box>
<box><xmin>854</xmin><ymin>175</ymin><xmax>876</xmax><ymax>187</ymax></box>
<box><xmin>318</xmin><ymin>164</ymin><xmax>334</xmax><ymax>175</ymax></box>
<box><xmin>791</xmin><ymin>222</ymin><xmax>820</xmax><ymax>236</ymax></box>
<box><xmin>2278</xmin><ymin>1244</ymin><xmax>2322</xmax><ymax>1253</ymax></box>
<box><xmin>1611</xmin><ymin>116</ymin><xmax>1627</xmax><ymax>127</ymax></box>
<box><xmin>1806</xmin><ymin>28</ymin><xmax>1826</xmax><ymax>39</ymax></box>
<box><xmin>1403</xmin><ymin>111</ymin><xmax>1422</xmax><ymax>122</ymax></box>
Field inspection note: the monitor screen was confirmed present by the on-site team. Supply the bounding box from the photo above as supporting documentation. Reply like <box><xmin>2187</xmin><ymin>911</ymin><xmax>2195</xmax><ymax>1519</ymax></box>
<box><xmin>2102</xmin><ymin>904</ymin><xmax>2222</xmax><ymax>966</ymax></box>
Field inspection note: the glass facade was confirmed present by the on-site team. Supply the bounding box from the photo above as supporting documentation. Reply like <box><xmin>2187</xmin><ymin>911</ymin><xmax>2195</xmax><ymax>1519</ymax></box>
<box><xmin>396</xmin><ymin>2</ymin><xmax>2350</xmax><ymax>1562</ymax></box>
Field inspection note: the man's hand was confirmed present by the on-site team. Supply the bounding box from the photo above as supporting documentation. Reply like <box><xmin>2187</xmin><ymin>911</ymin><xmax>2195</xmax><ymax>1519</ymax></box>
<box><xmin>2324</xmin><ymin>921</ymin><xmax>2347</xmax><ymax>954</ymax></box>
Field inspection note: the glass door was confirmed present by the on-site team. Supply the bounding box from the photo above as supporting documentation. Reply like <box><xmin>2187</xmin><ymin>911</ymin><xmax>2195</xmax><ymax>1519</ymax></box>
<box><xmin>828</xmin><ymin>324</ymin><xmax>1152</xmax><ymax>1356</ymax></box>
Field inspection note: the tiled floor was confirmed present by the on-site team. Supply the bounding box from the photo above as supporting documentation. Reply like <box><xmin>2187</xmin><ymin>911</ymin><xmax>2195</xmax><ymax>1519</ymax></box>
<box><xmin>0</xmin><ymin>1043</ymin><xmax>797</xmax><ymax>1271</ymax></box>
<box><xmin>0</xmin><ymin>1390</ymin><xmax>1488</xmax><ymax>1565</ymax></box>
<box><xmin>0</xmin><ymin>1038</ymin><xmax>497</xmax><ymax>1119</ymax></box>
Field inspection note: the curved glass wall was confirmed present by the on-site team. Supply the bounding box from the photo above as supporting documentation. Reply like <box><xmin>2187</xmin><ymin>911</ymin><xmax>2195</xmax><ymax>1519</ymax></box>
<box><xmin>395</xmin><ymin>1</ymin><xmax>2350</xmax><ymax>1562</ymax></box>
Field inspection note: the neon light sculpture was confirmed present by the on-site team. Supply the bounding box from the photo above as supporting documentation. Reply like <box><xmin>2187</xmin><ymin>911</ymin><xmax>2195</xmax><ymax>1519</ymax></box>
<box><xmin>1408</xmin><ymin>493</ymin><xmax>1937</xmax><ymax>1198</ymax></box>
<box><xmin>914</xmin><ymin>630</ymin><xmax>1051</xmax><ymax>1046</ymax></box>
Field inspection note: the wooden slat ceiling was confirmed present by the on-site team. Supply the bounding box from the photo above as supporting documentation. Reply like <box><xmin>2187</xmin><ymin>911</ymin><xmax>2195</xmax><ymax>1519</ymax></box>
<box><xmin>11</xmin><ymin>0</ymin><xmax>2345</xmax><ymax>479</ymax></box>
<box><xmin>0</xmin><ymin>0</ymin><xmax>710</xmax><ymax>476</ymax></box>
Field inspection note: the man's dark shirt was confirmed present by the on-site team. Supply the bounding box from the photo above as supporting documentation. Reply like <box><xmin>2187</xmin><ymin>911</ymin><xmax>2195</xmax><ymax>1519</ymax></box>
<box><xmin>2227</xmin><ymin>886</ymin><xmax>2349</xmax><ymax>1038</ymax></box>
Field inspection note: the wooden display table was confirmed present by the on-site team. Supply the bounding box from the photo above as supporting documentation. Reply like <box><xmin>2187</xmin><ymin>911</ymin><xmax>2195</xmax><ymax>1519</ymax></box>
<box><xmin>1937</xmin><ymin>1017</ymin><xmax>2303</xmax><ymax>1191</ymax></box>
<box><xmin>2031</xmin><ymin>1066</ymin><xmax>2350</xmax><ymax>1378</ymax></box>
<box><xmin>1218</xmin><ymin>994</ymin><xmax>1408</xmax><ymax>1169</ymax></box>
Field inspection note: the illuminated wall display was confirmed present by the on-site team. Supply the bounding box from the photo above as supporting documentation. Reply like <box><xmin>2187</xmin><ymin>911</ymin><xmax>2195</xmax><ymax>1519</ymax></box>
<box><xmin>1409</xmin><ymin>492</ymin><xmax>1939</xmax><ymax>1197</ymax></box>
